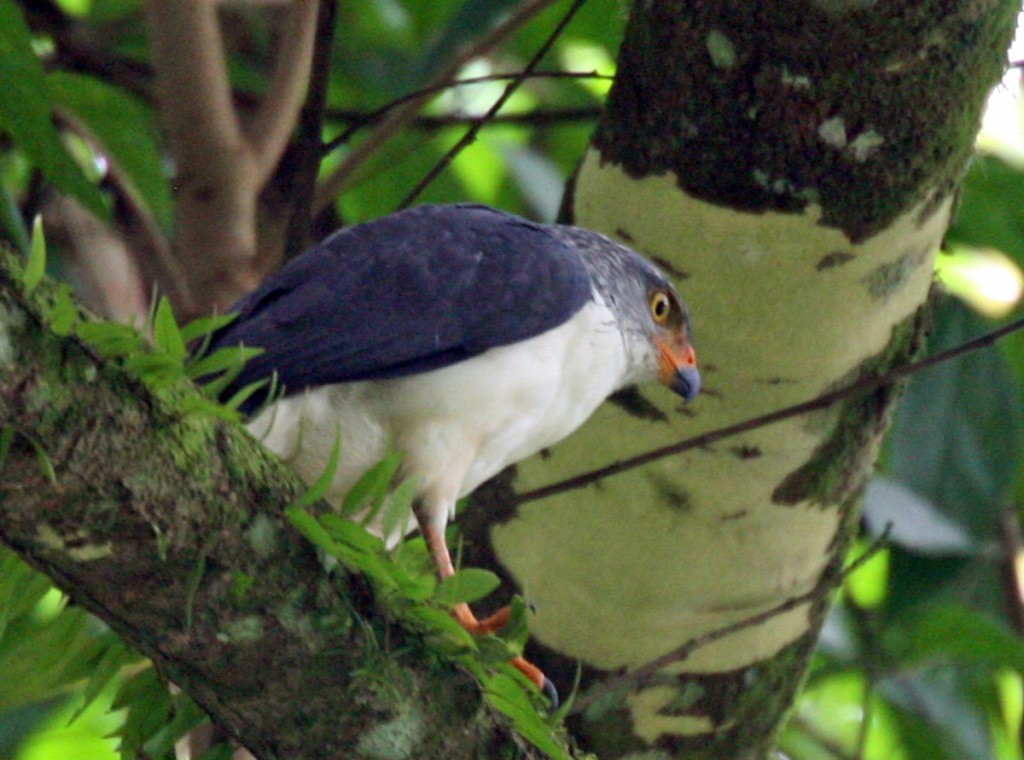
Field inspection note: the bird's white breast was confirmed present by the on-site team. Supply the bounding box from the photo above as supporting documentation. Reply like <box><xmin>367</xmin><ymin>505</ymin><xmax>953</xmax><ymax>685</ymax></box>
<box><xmin>247</xmin><ymin>295</ymin><xmax>630</xmax><ymax>539</ymax></box>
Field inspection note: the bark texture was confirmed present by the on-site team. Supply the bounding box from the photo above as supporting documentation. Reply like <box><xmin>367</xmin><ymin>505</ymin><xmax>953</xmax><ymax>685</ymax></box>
<box><xmin>462</xmin><ymin>2</ymin><xmax>1019</xmax><ymax>758</ymax></box>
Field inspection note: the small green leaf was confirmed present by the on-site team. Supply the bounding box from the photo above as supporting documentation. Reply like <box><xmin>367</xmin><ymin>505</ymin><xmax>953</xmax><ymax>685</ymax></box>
<box><xmin>49</xmin><ymin>283</ymin><xmax>79</xmax><ymax>336</ymax></box>
<box><xmin>290</xmin><ymin>428</ymin><xmax>342</xmax><ymax>511</ymax></box>
<box><xmin>186</xmin><ymin>346</ymin><xmax>263</xmax><ymax>380</ymax></box>
<box><xmin>30</xmin><ymin>436</ymin><xmax>56</xmax><ymax>484</ymax></box>
<box><xmin>320</xmin><ymin>515</ymin><xmax>386</xmax><ymax>555</ymax></box>
<box><xmin>434</xmin><ymin>568</ymin><xmax>500</xmax><ymax>606</ymax></box>
<box><xmin>404</xmin><ymin>606</ymin><xmax>476</xmax><ymax>649</ymax></box>
<box><xmin>395</xmin><ymin>570</ymin><xmax>436</xmax><ymax>603</ymax></box>
<box><xmin>477</xmin><ymin>635</ymin><xmax>518</xmax><ymax>665</ymax></box>
<box><xmin>496</xmin><ymin>596</ymin><xmax>530</xmax><ymax>651</ymax></box>
<box><xmin>378</xmin><ymin>475</ymin><xmax>418</xmax><ymax>541</ymax></box>
<box><xmin>286</xmin><ymin>506</ymin><xmax>340</xmax><ymax>555</ymax></box>
<box><xmin>179</xmin><ymin>394</ymin><xmax>242</xmax><ymax>422</ymax></box>
<box><xmin>484</xmin><ymin>673</ymin><xmax>567</xmax><ymax>759</ymax></box>
<box><xmin>152</xmin><ymin>297</ymin><xmax>186</xmax><ymax>359</ymax></box>
<box><xmin>142</xmin><ymin>693</ymin><xmax>208</xmax><ymax>757</ymax></box>
<box><xmin>180</xmin><ymin>312</ymin><xmax>237</xmax><ymax>343</ymax></box>
<box><xmin>123</xmin><ymin>352</ymin><xmax>184</xmax><ymax>388</ymax></box>
<box><xmin>223</xmin><ymin>378</ymin><xmax>269</xmax><ymax>410</ymax></box>
<box><xmin>76</xmin><ymin>320</ymin><xmax>144</xmax><ymax>357</ymax></box>
<box><xmin>23</xmin><ymin>214</ymin><xmax>46</xmax><ymax>292</ymax></box>
<box><xmin>342</xmin><ymin>451</ymin><xmax>403</xmax><ymax>517</ymax></box>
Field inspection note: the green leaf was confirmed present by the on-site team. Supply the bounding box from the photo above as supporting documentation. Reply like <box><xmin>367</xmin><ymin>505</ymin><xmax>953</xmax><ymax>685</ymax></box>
<box><xmin>341</xmin><ymin>451</ymin><xmax>403</xmax><ymax>517</ymax></box>
<box><xmin>888</xmin><ymin>298</ymin><xmax>1022</xmax><ymax>542</ymax></box>
<box><xmin>403</xmin><ymin>606</ymin><xmax>476</xmax><ymax>649</ymax></box>
<box><xmin>184</xmin><ymin>551</ymin><xmax>207</xmax><ymax>631</ymax></box>
<box><xmin>290</xmin><ymin>427</ymin><xmax>342</xmax><ymax>510</ymax></box>
<box><xmin>123</xmin><ymin>351</ymin><xmax>184</xmax><ymax>388</ymax></box>
<box><xmin>113</xmin><ymin>666</ymin><xmax>172</xmax><ymax>755</ymax></box>
<box><xmin>179</xmin><ymin>394</ymin><xmax>242</xmax><ymax>422</ymax></box>
<box><xmin>30</xmin><ymin>437</ymin><xmax>56</xmax><ymax>485</ymax></box>
<box><xmin>180</xmin><ymin>312</ymin><xmax>237</xmax><ymax>344</ymax></box>
<box><xmin>76</xmin><ymin>320</ymin><xmax>144</xmax><ymax>358</ymax></box>
<box><xmin>948</xmin><ymin>154</ymin><xmax>1024</xmax><ymax>266</ymax></box>
<box><xmin>186</xmin><ymin>345</ymin><xmax>263</xmax><ymax>381</ymax></box>
<box><xmin>0</xmin><ymin>180</ymin><xmax>29</xmax><ymax>253</ymax></box>
<box><xmin>23</xmin><ymin>214</ymin><xmax>45</xmax><ymax>292</ymax></box>
<box><xmin>0</xmin><ymin>0</ymin><xmax>106</xmax><ymax>218</ymax></box>
<box><xmin>70</xmin><ymin>639</ymin><xmax>129</xmax><ymax>722</ymax></box>
<box><xmin>434</xmin><ymin>568</ymin><xmax>500</xmax><ymax>606</ymax></box>
<box><xmin>319</xmin><ymin>515</ymin><xmax>386</xmax><ymax>555</ymax></box>
<box><xmin>223</xmin><ymin>378</ymin><xmax>269</xmax><ymax>410</ymax></box>
<box><xmin>378</xmin><ymin>475</ymin><xmax>418</xmax><ymax>542</ymax></box>
<box><xmin>142</xmin><ymin>693</ymin><xmax>208</xmax><ymax>757</ymax></box>
<box><xmin>152</xmin><ymin>297</ymin><xmax>186</xmax><ymax>359</ymax></box>
<box><xmin>285</xmin><ymin>506</ymin><xmax>340</xmax><ymax>555</ymax></box>
<box><xmin>899</xmin><ymin>604</ymin><xmax>1024</xmax><ymax>671</ymax></box>
<box><xmin>496</xmin><ymin>596</ymin><xmax>530</xmax><ymax>651</ymax></box>
<box><xmin>48</xmin><ymin>71</ymin><xmax>174</xmax><ymax>230</ymax></box>
<box><xmin>49</xmin><ymin>283</ymin><xmax>80</xmax><ymax>336</ymax></box>
<box><xmin>484</xmin><ymin>673</ymin><xmax>567</xmax><ymax>759</ymax></box>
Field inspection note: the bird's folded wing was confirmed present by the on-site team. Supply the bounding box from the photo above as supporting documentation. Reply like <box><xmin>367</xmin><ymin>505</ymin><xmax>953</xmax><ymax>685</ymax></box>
<box><xmin>203</xmin><ymin>204</ymin><xmax>593</xmax><ymax>412</ymax></box>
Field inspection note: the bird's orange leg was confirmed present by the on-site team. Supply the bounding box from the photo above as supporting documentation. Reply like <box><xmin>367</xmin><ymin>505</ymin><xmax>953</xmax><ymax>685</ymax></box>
<box><xmin>418</xmin><ymin>516</ymin><xmax>556</xmax><ymax>704</ymax></box>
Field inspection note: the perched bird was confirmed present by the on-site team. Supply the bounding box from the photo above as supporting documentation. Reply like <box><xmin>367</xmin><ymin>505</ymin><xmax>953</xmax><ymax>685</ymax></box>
<box><xmin>206</xmin><ymin>203</ymin><xmax>700</xmax><ymax>698</ymax></box>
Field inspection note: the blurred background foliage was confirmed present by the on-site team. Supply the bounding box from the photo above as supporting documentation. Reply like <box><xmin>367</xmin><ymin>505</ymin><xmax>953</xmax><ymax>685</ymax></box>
<box><xmin>3</xmin><ymin>0</ymin><xmax>1024</xmax><ymax>758</ymax></box>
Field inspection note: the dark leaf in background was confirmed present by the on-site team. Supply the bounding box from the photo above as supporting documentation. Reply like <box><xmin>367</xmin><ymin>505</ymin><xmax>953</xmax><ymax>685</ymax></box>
<box><xmin>888</xmin><ymin>296</ymin><xmax>1022</xmax><ymax>542</ymax></box>
<box><xmin>48</xmin><ymin>72</ymin><xmax>174</xmax><ymax>231</ymax></box>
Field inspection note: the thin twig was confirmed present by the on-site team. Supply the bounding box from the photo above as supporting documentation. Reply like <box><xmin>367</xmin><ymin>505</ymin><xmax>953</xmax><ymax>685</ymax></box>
<box><xmin>570</xmin><ymin>526</ymin><xmax>893</xmax><ymax>714</ymax></box>
<box><xmin>337</xmin><ymin>105</ymin><xmax>601</xmax><ymax>131</ymax></box>
<box><xmin>507</xmin><ymin>313</ymin><xmax>1024</xmax><ymax>508</ymax></box>
<box><xmin>313</xmin><ymin>0</ymin><xmax>563</xmax><ymax>213</ymax></box>
<box><xmin>399</xmin><ymin>0</ymin><xmax>591</xmax><ymax>209</ymax></box>
<box><xmin>283</xmin><ymin>0</ymin><xmax>339</xmax><ymax>260</ymax></box>
<box><xmin>321</xmin><ymin>72</ymin><xmax>610</xmax><ymax>153</ymax></box>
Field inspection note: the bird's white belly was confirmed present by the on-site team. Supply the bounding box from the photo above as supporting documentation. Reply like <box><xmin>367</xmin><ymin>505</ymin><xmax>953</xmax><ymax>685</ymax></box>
<box><xmin>247</xmin><ymin>298</ymin><xmax>628</xmax><ymax>539</ymax></box>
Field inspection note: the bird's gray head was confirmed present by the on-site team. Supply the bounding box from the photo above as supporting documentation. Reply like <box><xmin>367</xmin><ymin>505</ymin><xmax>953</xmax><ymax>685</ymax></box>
<box><xmin>549</xmin><ymin>225</ymin><xmax>700</xmax><ymax>402</ymax></box>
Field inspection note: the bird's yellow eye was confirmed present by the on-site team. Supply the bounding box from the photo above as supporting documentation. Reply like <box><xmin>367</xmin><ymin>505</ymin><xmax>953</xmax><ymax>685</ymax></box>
<box><xmin>650</xmin><ymin>291</ymin><xmax>672</xmax><ymax>324</ymax></box>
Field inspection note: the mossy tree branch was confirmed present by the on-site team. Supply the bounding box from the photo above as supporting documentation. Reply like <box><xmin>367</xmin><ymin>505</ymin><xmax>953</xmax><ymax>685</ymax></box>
<box><xmin>0</xmin><ymin>264</ymin><xmax>531</xmax><ymax>760</ymax></box>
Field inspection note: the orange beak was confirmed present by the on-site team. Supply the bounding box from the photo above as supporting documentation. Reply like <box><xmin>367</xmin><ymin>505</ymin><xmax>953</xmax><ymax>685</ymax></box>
<box><xmin>656</xmin><ymin>337</ymin><xmax>700</xmax><ymax>402</ymax></box>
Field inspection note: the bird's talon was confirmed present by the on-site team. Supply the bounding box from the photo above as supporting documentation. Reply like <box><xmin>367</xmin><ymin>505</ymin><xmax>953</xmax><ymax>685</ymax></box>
<box><xmin>542</xmin><ymin>677</ymin><xmax>560</xmax><ymax>709</ymax></box>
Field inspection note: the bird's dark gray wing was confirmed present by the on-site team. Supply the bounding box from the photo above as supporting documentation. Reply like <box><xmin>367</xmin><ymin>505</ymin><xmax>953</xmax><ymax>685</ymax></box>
<box><xmin>203</xmin><ymin>204</ymin><xmax>594</xmax><ymax>413</ymax></box>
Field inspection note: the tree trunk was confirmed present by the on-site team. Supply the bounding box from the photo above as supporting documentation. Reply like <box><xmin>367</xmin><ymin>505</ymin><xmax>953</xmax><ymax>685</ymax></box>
<box><xmin>466</xmin><ymin>2</ymin><xmax>1019</xmax><ymax>758</ymax></box>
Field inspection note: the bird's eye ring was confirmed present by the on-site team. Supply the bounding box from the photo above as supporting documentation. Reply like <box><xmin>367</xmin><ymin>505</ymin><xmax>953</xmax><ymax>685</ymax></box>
<box><xmin>650</xmin><ymin>291</ymin><xmax>672</xmax><ymax>323</ymax></box>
